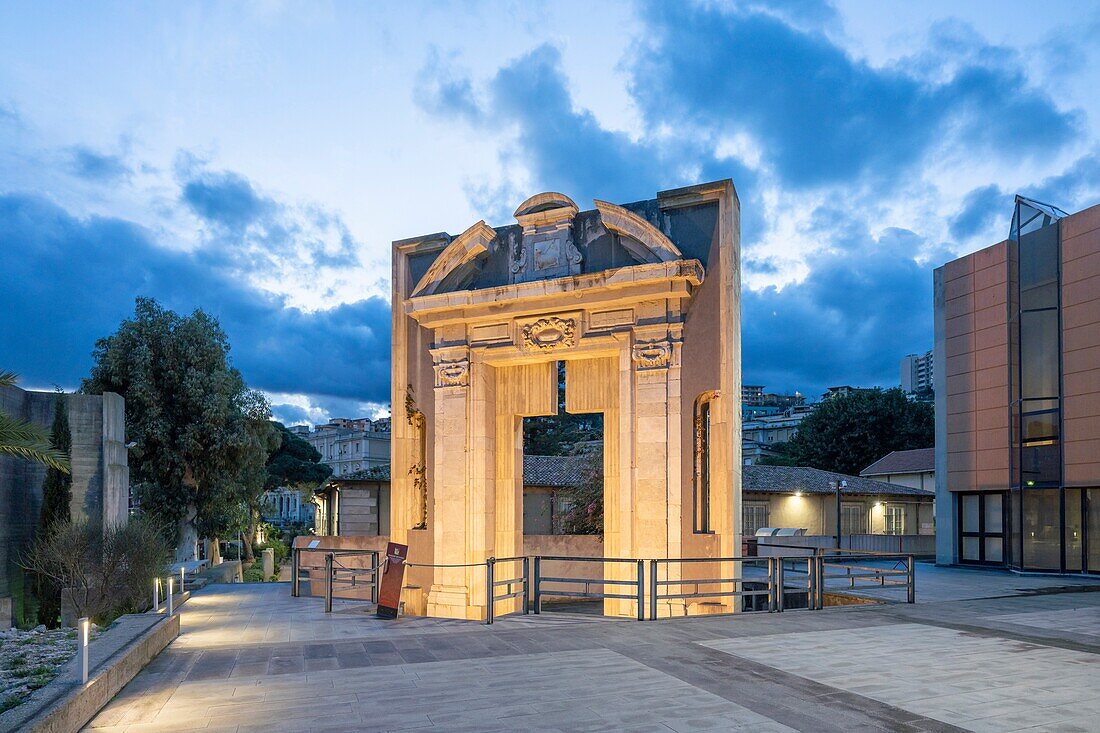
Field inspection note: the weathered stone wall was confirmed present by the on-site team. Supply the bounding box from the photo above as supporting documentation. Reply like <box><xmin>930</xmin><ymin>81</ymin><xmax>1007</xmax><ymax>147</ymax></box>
<box><xmin>0</xmin><ymin>385</ymin><xmax>127</xmax><ymax>627</ymax></box>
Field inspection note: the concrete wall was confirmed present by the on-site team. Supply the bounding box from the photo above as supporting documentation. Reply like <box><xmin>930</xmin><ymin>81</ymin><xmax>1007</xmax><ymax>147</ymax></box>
<box><xmin>0</xmin><ymin>386</ymin><xmax>127</xmax><ymax>626</ymax></box>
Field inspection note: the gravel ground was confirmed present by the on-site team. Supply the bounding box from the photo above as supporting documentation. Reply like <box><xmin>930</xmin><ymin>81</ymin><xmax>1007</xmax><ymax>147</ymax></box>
<box><xmin>0</xmin><ymin>624</ymin><xmax>100</xmax><ymax>713</ymax></box>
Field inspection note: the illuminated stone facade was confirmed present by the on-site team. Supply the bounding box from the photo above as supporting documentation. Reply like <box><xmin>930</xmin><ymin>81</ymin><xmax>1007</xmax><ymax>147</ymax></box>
<box><xmin>390</xmin><ymin>181</ymin><xmax>742</xmax><ymax>619</ymax></box>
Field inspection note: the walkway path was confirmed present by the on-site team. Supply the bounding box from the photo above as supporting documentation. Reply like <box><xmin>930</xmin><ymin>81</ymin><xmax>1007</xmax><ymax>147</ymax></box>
<box><xmin>84</xmin><ymin>566</ymin><xmax>1100</xmax><ymax>732</ymax></box>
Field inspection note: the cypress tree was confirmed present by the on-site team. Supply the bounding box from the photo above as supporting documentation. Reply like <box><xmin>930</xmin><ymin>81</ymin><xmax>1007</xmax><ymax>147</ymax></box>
<box><xmin>36</xmin><ymin>396</ymin><xmax>72</xmax><ymax>627</ymax></box>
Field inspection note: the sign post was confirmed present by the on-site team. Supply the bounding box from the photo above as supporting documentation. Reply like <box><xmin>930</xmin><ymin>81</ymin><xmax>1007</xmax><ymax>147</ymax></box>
<box><xmin>376</xmin><ymin>542</ymin><xmax>408</xmax><ymax>619</ymax></box>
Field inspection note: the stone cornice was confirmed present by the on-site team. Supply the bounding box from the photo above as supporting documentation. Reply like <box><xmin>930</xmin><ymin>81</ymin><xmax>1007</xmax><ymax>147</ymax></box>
<box><xmin>404</xmin><ymin>259</ymin><xmax>704</xmax><ymax>327</ymax></box>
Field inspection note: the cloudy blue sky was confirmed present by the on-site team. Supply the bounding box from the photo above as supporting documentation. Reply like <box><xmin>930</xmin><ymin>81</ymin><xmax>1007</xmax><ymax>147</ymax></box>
<box><xmin>2</xmin><ymin>1</ymin><xmax>1099</xmax><ymax>425</ymax></box>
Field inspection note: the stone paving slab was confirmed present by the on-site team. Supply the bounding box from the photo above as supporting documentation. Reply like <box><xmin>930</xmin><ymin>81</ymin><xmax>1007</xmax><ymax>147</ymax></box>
<box><xmin>83</xmin><ymin>571</ymin><xmax>1100</xmax><ymax>733</ymax></box>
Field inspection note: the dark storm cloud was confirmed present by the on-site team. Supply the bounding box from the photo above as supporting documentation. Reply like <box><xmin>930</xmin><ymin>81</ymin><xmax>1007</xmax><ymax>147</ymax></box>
<box><xmin>416</xmin><ymin>43</ymin><xmax>764</xmax><ymax>242</ymax></box>
<box><xmin>68</xmin><ymin>145</ymin><xmax>132</xmax><ymax>182</ymax></box>
<box><xmin>0</xmin><ymin>193</ymin><xmax>390</xmax><ymax>404</ymax></box>
<box><xmin>949</xmin><ymin>184</ymin><xmax>1012</xmax><ymax>241</ymax></box>
<box><xmin>182</xmin><ymin>169</ymin><xmax>271</xmax><ymax>232</ymax></box>
<box><xmin>629</xmin><ymin>2</ymin><xmax>1081</xmax><ymax>188</ymax></box>
<box><xmin>742</xmin><ymin>225</ymin><xmax>938</xmax><ymax>396</ymax></box>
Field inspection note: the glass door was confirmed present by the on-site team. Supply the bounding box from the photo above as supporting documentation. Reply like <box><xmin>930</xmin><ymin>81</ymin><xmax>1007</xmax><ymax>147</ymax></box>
<box><xmin>958</xmin><ymin>492</ymin><xmax>1006</xmax><ymax>565</ymax></box>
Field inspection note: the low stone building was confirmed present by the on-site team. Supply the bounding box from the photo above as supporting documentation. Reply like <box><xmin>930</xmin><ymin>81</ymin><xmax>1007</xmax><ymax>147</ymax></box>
<box><xmin>313</xmin><ymin>460</ymin><xmax>933</xmax><ymax>548</ymax></box>
<box><xmin>0</xmin><ymin>385</ymin><xmax>128</xmax><ymax>627</ymax></box>
<box><xmin>741</xmin><ymin>465</ymin><xmax>935</xmax><ymax>539</ymax></box>
<box><xmin>860</xmin><ymin>448</ymin><xmax>935</xmax><ymax>492</ymax></box>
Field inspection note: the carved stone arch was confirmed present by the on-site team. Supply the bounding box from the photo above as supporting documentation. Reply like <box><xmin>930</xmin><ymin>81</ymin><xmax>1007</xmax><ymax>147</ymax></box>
<box><xmin>594</xmin><ymin>199</ymin><xmax>682</xmax><ymax>263</ymax></box>
<box><xmin>411</xmin><ymin>220</ymin><xmax>496</xmax><ymax>297</ymax></box>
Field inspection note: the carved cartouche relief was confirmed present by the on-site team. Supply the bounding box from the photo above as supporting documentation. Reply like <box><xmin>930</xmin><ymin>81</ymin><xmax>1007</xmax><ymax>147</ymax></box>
<box><xmin>632</xmin><ymin>340</ymin><xmax>672</xmax><ymax>369</ymax></box>
<box><xmin>433</xmin><ymin>359</ymin><xmax>470</xmax><ymax>388</ymax></box>
<box><xmin>520</xmin><ymin>317</ymin><xmax>578</xmax><ymax>352</ymax></box>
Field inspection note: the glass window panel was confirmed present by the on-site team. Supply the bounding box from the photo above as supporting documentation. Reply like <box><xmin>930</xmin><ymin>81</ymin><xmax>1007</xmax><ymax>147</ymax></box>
<box><xmin>1023</xmin><ymin>489</ymin><xmax>1061</xmax><ymax>570</ymax></box>
<box><xmin>1021</xmin><ymin>443</ymin><xmax>1060</xmax><ymax>486</ymax></box>
<box><xmin>1022</xmin><ymin>411</ymin><xmax>1059</xmax><ymax>443</ymax></box>
<box><xmin>1066</xmin><ymin>489</ymin><xmax>1082</xmax><ymax>572</ymax></box>
<box><xmin>962</xmin><ymin>536</ymin><xmax>980</xmax><ymax>561</ymax></box>
<box><xmin>1018</xmin><ymin>225</ymin><xmax>1059</xmax><ymax>310</ymax></box>
<box><xmin>984</xmin><ymin>494</ymin><xmax>1003</xmax><ymax>534</ymax></box>
<box><xmin>984</xmin><ymin>537</ymin><xmax>1004</xmax><ymax>563</ymax></box>
<box><xmin>1088</xmin><ymin>489</ymin><xmax>1100</xmax><ymax>573</ymax></box>
<box><xmin>1020</xmin><ymin>310</ymin><xmax>1059</xmax><ymax>400</ymax></box>
<box><xmin>962</xmin><ymin>494</ymin><xmax>980</xmax><ymax>533</ymax></box>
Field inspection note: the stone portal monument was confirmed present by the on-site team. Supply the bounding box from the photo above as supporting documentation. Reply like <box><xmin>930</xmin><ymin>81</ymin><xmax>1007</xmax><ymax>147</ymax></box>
<box><xmin>390</xmin><ymin>180</ymin><xmax>741</xmax><ymax>620</ymax></box>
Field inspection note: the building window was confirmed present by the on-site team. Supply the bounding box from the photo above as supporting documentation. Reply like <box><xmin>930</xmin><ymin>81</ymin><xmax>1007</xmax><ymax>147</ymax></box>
<box><xmin>693</xmin><ymin>391</ymin><xmax>718</xmax><ymax>533</ymax></box>
<box><xmin>884</xmin><ymin>504</ymin><xmax>906</xmax><ymax>535</ymax></box>
<box><xmin>841</xmin><ymin>503</ymin><xmax>864</xmax><ymax>535</ymax></box>
<box><xmin>743</xmin><ymin>502</ymin><xmax>769</xmax><ymax>534</ymax></box>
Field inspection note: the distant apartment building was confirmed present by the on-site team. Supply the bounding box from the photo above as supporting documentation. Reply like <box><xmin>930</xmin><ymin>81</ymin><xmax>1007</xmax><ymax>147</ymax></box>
<box><xmin>261</xmin><ymin>486</ymin><xmax>315</xmax><ymax>527</ymax></box>
<box><xmin>742</xmin><ymin>406</ymin><xmax>814</xmax><ymax>465</ymax></box>
<box><xmin>900</xmin><ymin>350</ymin><xmax>934</xmax><ymax>394</ymax></box>
<box><xmin>741</xmin><ymin>384</ymin><xmax>805</xmax><ymax>420</ymax></box>
<box><xmin>293</xmin><ymin>417</ymin><xmax>391</xmax><ymax>478</ymax></box>
<box><xmin>934</xmin><ymin>196</ymin><xmax>1100</xmax><ymax>574</ymax></box>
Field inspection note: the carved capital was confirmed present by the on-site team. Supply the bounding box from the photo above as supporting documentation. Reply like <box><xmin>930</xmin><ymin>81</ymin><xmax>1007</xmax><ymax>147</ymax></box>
<box><xmin>632</xmin><ymin>340</ymin><xmax>672</xmax><ymax>370</ymax></box>
<box><xmin>519</xmin><ymin>316</ymin><xmax>578</xmax><ymax>352</ymax></box>
<box><xmin>433</xmin><ymin>359</ymin><xmax>469</xmax><ymax>388</ymax></box>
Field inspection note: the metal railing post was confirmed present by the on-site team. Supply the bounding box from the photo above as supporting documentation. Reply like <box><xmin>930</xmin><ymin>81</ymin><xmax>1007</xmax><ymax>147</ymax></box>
<box><xmin>291</xmin><ymin>548</ymin><xmax>299</xmax><ymax>597</ymax></box>
<box><xmin>522</xmin><ymin>556</ymin><xmax>530</xmax><ymax>614</ymax></box>
<box><xmin>324</xmin><ymin>552</ymin><xmax>333</xmax><ymax>613</ymax></box>
<box><xmin>533</xmin><ymin>556</ymin><xmax>541</xmax><ymax>614</ymax></box>
<box><xmin>636</xmin><ymin>559</ymin><xmax>645</xmax><ymax>621</ymax></box>
<box><xmin>649</xmin><ymin>560</ymin><xmax>658</xmax><ymax>620</ymax></box>
<box><xmin>806</xmin><ymin>557</ymin><xmax>815</xmax><ymax>610</ymax></box>
<box><xmin>907</xmin><ymin>555</ymin><xmax>916</xmax><ymax>604</ymax></box>
<box><xmin>776</xmin><ymin>558</ymin><xmax>786</xmax><ymax>612</ymax></box>
<box><xmin>485</xmin><ymin>557</ymin><xmax>495</xmax><ymax>625</ymax></box>
<box><xmin>371</xmin><ymin>551</ymin><xmax>379</xmax><ymax>604</ymax></box>
<box><xmin>816</xmin><ymin>554</ymin><xmax>825</xmax><ymax>609</ymax></box>
<box><xmin>767</xmin><ymin>557</ymin><xmax>777</xmax><ymax>612</ymax></box>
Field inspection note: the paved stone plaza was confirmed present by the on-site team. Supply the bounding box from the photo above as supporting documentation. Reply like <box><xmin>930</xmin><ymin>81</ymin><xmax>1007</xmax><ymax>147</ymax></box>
<box><xmin>84</xmin><ymin>566</ymin><xmax>1100</xmax><ymax>733</ymax></box>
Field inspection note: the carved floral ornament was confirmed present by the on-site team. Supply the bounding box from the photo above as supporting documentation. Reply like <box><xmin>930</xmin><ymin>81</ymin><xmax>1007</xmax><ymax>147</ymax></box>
<box><xmin>433</xmin><ymin>359</ymin><xmax>470</xmax><ymax>388</ymax></box>
<box><xmin>520</xmin><ymin>317</ymin><xmax>578</xmax><ymax>352</ymax></box>
<box><xmin>631</xmin><ymin>340</ymin><xmax>673</xmax><ymax>370</ymax></box>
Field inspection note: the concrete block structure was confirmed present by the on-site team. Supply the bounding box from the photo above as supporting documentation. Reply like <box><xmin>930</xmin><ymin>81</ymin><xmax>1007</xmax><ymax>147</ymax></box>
<box><xmin>0</xmin><ymin>386</ymin><xmax>128</xmax><ymax>626</ymax></box>
<box><xmin>934</xmin><ymin>196</ymin><xmax>1100</xmax><ymax>573</ymax></box>
<box><xmin>390</xmin><ymin>181</ymin><xmax>741</xmax><ymax>619</ymax></box>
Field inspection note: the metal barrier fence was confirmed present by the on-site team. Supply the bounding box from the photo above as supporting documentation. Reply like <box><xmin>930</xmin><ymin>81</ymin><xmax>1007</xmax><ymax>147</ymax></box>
<box><xmin>532</xmin><ymin>556</ymin><xmax>646</xmax><ymax>621</ymax></box>
<box><xmin>291</xmin><ymin>547</ymin><xmax>915</xmax><ymax>623</ymax></box>
<box><xmin>291</xmin><ymin>548</ymin><xmax>381</xmax><ymax>612</ymax></box>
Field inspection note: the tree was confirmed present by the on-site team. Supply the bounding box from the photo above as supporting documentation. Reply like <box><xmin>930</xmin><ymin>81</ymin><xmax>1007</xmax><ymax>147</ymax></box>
<box><xmin>763</xmin><ymin>388</ymin><xmax>933</xmax><ymax>476</ymax></box>
<box><xmin>22</xmin><ymin>516</ymin><xmax>171</xmax><ymax>623</ymax></box>
<box><xmin>265</xmin><ymin>422</ymin><xmax>332</xmax><ymax>491</ymax></box>
<box><xmin>82</xmin><ymin>298</ymin><xmax>276</xmax><ymax>561</ymax></box>
<box><xmin>36</xmin><ymin>396</ymin><xmax>72</xmax><ymax>627</ymax></box>
<box><xmin>0</xmin><ymin>370</ymin><xmax>70</xmax><ymax>473</ymax></box>
<box><xmin>239</xmin><ymin>421</ymin><xmax>332</xmax><ymax>559</ymax></box>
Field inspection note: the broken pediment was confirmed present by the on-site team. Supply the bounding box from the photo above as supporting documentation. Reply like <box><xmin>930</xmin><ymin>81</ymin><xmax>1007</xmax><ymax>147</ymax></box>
<box><xmin>410</xmin><ymin>192</ymin><xmax>688</xmax><ymax>298</ymax></box>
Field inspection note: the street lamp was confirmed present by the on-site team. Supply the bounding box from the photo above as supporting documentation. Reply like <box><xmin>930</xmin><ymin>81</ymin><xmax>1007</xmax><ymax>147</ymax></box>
<box><xmin>833</xmin><ymin>479</ymin><xmax>848</xmax><ymax>548</ymax></box>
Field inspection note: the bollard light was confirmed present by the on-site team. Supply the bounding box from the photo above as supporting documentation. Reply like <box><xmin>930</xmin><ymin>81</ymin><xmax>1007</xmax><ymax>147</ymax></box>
<box><xmin>167</xmin><ymin>577</ymin><xmax>174</xmax><ymax>616</ymax></box>
<box><xmin>79</xmin><ymin>617</ymin><xmax>90</xmax><ymax>684</ymax></box>
<box><xmin>180</xmin><ymin>566</ymin><xmax>186</xmax><ymax>591</ymax></box>
<box><xmin>152</xmin><ymin>577</ymin><xmax>160</xmax><ymax>613</ymax></box>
